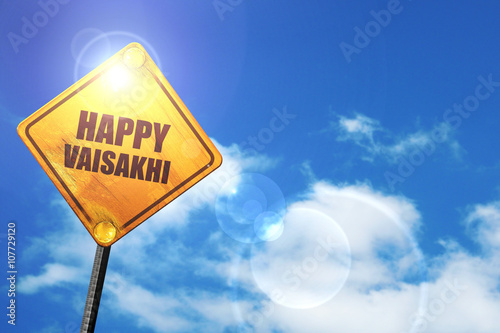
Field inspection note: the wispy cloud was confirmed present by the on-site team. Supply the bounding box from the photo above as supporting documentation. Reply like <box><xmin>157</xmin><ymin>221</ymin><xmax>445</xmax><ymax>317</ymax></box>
<box><xmin>105</xmin><ymin>273</ymin><xmax>189</xmax><ymax>332</ymax></box>
<box><xmin>337</xmin><ymin>113</ymin><xmax>383</xmax><ymax>148</ymax></box>
<box><xmin>104</xmin><ymin>271</ymin><xmax>257</xmax><ymax>333</ymax></box>
<box><xmin>332</xmin><ymin>112</ymin><xmax>462</xmax><ymax>164</ymax></box>
<box><xmin>465</xmin><ymin>201</ymin><xmax>500</xmax><ymax>253</ymax></box>
<box><xmin>18</xmin><ymin>263</ymin><xmax>86</xmax><ymax>294</ymax></box>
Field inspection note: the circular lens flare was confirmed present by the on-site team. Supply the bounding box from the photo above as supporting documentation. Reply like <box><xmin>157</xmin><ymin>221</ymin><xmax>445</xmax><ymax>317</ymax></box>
<box><xmin>215</xmin><ymin>173</ymin><xmax>286</xmax><ymax>243</ymax></box>
<box><xmin>250</xmin><ymin>208</ymin><xmax>351</xmax><ymax>309</ymax></box>
<box><xmin>254</xmin><ymin>211</ymin><xmax>284</xmax><ymax>241</ymax></box>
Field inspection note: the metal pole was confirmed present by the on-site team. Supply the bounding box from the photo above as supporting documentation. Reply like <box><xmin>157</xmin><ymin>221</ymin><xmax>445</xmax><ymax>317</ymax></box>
<box><xmin>80</xmin><ymin>244</ymin><xmax>111</xmax><ymax>333</ymax></box>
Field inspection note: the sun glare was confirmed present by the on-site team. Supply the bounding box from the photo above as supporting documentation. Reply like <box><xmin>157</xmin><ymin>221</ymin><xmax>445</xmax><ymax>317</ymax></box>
<box><xmin>106</xmin><ymin>64</ymin><xmax>130</xmax><ymax>91</ymax></box>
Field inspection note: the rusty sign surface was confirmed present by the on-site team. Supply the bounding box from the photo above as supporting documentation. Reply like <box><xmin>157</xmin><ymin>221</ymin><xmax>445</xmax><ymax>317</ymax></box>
<box><xmin>18</xmin><ymin>43</ymin><xmax>222</xmax><ymax>246</ymax></box>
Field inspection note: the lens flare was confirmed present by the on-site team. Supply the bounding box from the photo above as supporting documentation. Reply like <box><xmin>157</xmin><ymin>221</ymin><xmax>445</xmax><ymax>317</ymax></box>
<box><xmin>250</xmin><ymin>208</ymin><xmax>351</xmax><ymax>309</ymax></box>
<box><xmin>215</xmin><ymin>173</ymin><xmax>286</xmax><ymax>243</ymax></box>
<box><xmin>106</xmin><ymin>64</ymin><xmax>130</xmax><ymax>91</ymax></box>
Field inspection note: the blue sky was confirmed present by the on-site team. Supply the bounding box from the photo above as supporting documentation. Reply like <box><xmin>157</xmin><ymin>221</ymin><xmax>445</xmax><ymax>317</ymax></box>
<box><xmin>2</xmin><ymin>1</ymin><xmax>500</xmax><ymax>332</ymax></box>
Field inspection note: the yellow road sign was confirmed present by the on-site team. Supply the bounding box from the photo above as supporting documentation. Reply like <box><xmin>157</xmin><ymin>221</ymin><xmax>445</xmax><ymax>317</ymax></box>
<box><xmin>18</xmin><ymin>43</ymin><xmax>222</xmax><ymax>246</ymax></box>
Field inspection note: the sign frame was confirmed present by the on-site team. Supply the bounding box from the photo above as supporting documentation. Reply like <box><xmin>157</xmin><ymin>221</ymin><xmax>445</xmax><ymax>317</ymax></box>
<box><xmin>18</xmin><ymin>43</ymin><xmax>223</xmax><ymax>246</ymax></box>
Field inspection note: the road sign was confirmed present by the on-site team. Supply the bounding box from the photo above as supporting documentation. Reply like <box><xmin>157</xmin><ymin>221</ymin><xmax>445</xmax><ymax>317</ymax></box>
<box><xmin>18</xmin><ymin>43</ymin><xmax>222</xmax><ymax>246</ymax></box>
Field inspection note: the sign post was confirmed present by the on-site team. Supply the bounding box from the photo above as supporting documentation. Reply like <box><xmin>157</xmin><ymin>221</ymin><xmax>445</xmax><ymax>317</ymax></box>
<box><xmin>18</xmin><ymin>43</ymin><xmax>222</xmax><ymax>331</ymax></box>
<box><xmin>81</xmin><ymin>245</ymin><xmax>111</xmax><ymax>333</ymax></box>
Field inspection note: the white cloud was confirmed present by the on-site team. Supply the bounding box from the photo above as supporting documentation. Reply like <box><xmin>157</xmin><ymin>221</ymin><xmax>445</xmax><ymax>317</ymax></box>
<box><xmin>227</xmin><ymin>182</ymin><xmax>429</xmax><ymax>332</ymax></box>
<box><xmin>465</xmin><ymin>201</ymin><xmax>500</xmax><ymax>252</ymax></box>
<box><xmin>103</xmin><ymin>272</ymin><xmax>258</xmax><ymax>333</ymax></box>
<box><xmin>339</xmin><ymin>113</ymin><xmax>382</xmax><ymax>137</ymax></box>
<box><xmin>18</xmin><ymin>263</ymin><xmax>86</xmax><ymax>294</ymax></box>
<box><xmin>334</xmin><ymin>113</ymin><xmax>461</xmax><ymax>164</ymax></box>
<box><xmin>336</xmin><ymin>113</ymin><xmax>383</xmax><ymax>157</ymax></box>
<box><xmin>35</xmin><ymin>323</ymin><xmax>63</xmax><ymax>333</ymax></box>
<box><xmin>418</xmin><ymin>239</ymin><xmax>500</xmax><ymax>333</ymax></box>
<box><xmin>19</xmin><ymin>144</ymin><xmax>500</xmax><ymax>333</ymax></box>
<box><xmin>298</xmin><ymin>160</ymin><xmax>317</xmax><ymax>183</ymax></box>
<box><xmin>105</xmin><ymin>273</ymin><xmax>190</xmax><ymax>332</ymax></box>
<box><xmin>203</xmin><ymin>182</ymin><xmax>500</xmax><ymax>333</ymax></box>
<box><xmin>185</xmin><ymin>293</ymin><xmax>256</xmax><ymax>329</ymax></box>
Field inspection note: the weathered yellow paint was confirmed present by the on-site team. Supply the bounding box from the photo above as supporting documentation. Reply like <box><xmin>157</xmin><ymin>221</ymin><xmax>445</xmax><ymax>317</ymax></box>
<box><xmin>18</xmin><ymin>43</ymin><xmax>222</xmax><ymax>246</ymax></box>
